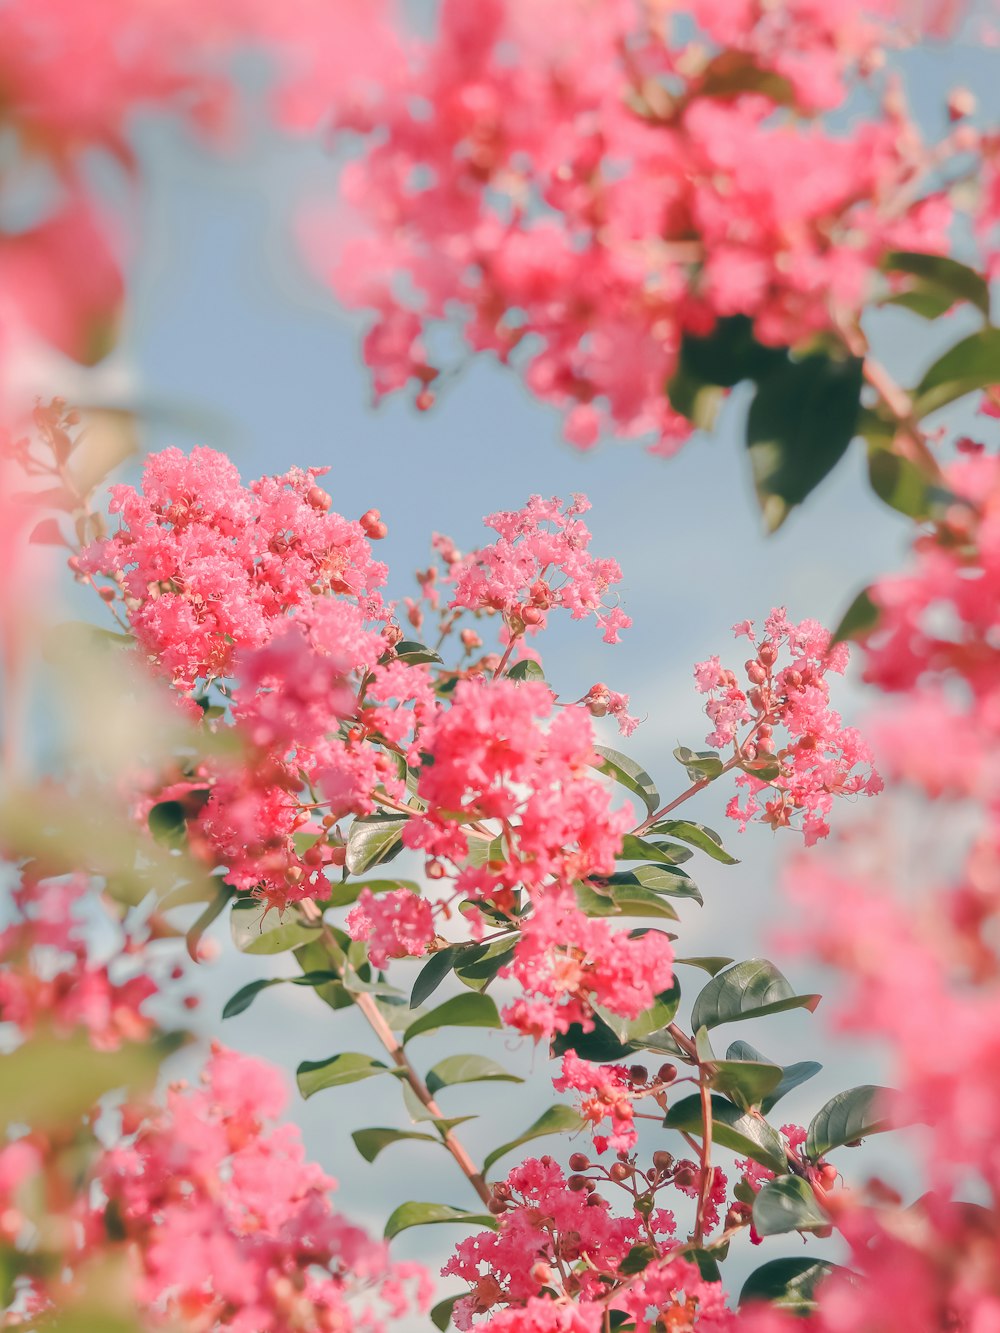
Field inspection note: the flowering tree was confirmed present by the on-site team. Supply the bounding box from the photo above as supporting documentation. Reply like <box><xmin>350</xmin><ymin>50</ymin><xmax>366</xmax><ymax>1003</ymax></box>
<box><xmin>1</xmin><ymin>2</ymin><xmax>1000</xmax><ymax>1332</ymax></box>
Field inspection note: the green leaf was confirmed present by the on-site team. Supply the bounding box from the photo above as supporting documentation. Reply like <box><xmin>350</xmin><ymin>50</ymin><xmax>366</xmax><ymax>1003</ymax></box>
<box><xmin>185</xmin><ymin>882</ymin><xmax>233</xmax><ymax>962</ymax></box>
<box><xmin>551</xmin><ymin>1014</ymin><xmax>634</xmax><ymax>1064</ymax></box>
<box><xmin>600</xmin><ymin>864</ymin><xmax>702</xmax><ymax>901</ymax></box>
<box><xmin>747</xmin><ymin>352</ymin><xmax>864</xmax><ymax>532</ymax></box>
<box><xmin>673</xmin><ymin>746</ymin><xmax>724</xmax><ymax>781</ymax></box>
<box><xmin>867</xmin><ymin>446</ymin><xmax>957</xmax><ymax>521</ymax></box>
<box><xmin>706</xmin><ymin>1053</ymin><xmax>784</xmax><ymax>1112</ymax></box>
<box><xmin>830</xmin><ymin>586</ymin><xmax>879</xmax><ymax>647</ymax></box>
<box><xmin>805</xmin><ymin>1084</ymin><xmax>895</xmax><ymax>1160</ymax></box>
<box><xmin>345</xmin><ymin>814</ymin><xmax>409</xmax><ymax>875</ymax></box>
<box><xmin>882</xmin><ymin>250</ymin><xmax>990</xmax><ymax>320</ymax></box>
<box><xmin>454</xmin><ymin>940</ymin><xmax>517</xmax><ymax>984</ymax></box>
<box><xmin>394</xmin><ymin>640</ymin><xmax>444</xmax><ymax>665</ymax></box>
<box><xmin>595</xmin><ymin>980</ymin><xmax>681</xmax><ymax>1046</ymax></box>
<box><xmin>671</xmin><ymin>315</ymin><xmax>787</xmax><ymax>397</ymax></box>
<box><xmin>739</xmin><ymin>754</ymin><xmax>783</xmax><ymax>783</ymax></box>
<box><xmin>507</xmin><ymin>658</ymin><xmax>545</xmax><ymax>682</ymax></box>
<box><xmin>752</xmin><ymin>1175</ymin><xmax>827</xmax><ymax>1236</ymax></box>
<box><xmin>739</xmin><ymin>1257</ymin><xmax>839</xmax><ymax>1312</ymax></box>
<box><xmin>296</xmin><ymin>1052</ymin><xmax>400</xmax><ymax>1098</ymax></box>
<box><xmin>647</xmin><ymin>819</ymin><xmax>738</xmax><ymax>865</ymax></box>
<box><xmin>403</xmin><ymin>992</ymin><xmax>501</xmax><ymax>1043</ymax></box>
<box><xmin>691</xmin><ymin>959</ymin><xmax>820</xmax><ymax>1032</ymax></box>
<box><xmin>426</xmin><ymin>1055</ymin><xmax>524</xmax><ymax>1095</ymax></box>
<box><xmin>431</xmin><ymin>1296</ymin><xmax>460</xmax><ymax>1331</ymax></box>
<box><xmin>293</xmin><ymin>939</ymin><xmax>355</xmax><ymax>1012</ymax></box>
<box><xmin>352</xmin><ymin>1127</ymin><xmax>440</xmax><ymax>1163</ymax></box>
<box><xmin>411</xmin><ymin>945</ymin><xmax>467</xmax><ymax>1008</ymax></box>
<box><xmin>725</xmin><ymin>1041</ymin><xmax>822</xmax><ymax>1114</ymax></box>
<box><xmin>618</xmin><ymin>835</ymin><xmax>690</xmax><ymax>864</ymax></box>
<box><xmin>913</xmin><ymin>328</ymin><xmax>1000</xmax><ymax>418</ymax></box>
<box><xmin>230</xmin><ymin>900</ymin><xmax>320</xmax><ymax>955</ymax></box>
<box><xmin>618</xmin><ymin>1242</ymin><xmax>659</xmax><ymax>1276</ymax></box>
<box><xmin>222</xmin><ymin>971</ymin><xmax>341</xmax><ymax>1019</ymax></box>
<box><xmin>593</xmin><ymin>745</ymin><xmax>659</xmax><ymax>816</ymax></box>
<box><xmin>664</xmin><ymin>1094</ymin><xmax>787</xmax><ymax>1172</ymax></box>
<box><xmin>575</xmin><ymin>881</ymin><xmax>680</xmax><ymax>922</ymax></box>
<box><xmin>883</xmin><ymin>287</ymin><xmax>956</xmax><ymax>320</ymax></box>
<box><xmin>147</xmin><ymin>800</ymin><xmax>187</xmax><ymax>848</ymax></box>
<box><xmin>384</xmin><ymin>1202</ymin><xmax>497</xmax><ymax>1240</ymax></box>
<box><xmin>483</xmin><ymin>1105</ymin><xmax>585</xmax><ymax>1175</ymax></box>
<box><xmin>675</xmin><ymin>956</ymin><xmax>734</xmax><ymax>977</ymax></box>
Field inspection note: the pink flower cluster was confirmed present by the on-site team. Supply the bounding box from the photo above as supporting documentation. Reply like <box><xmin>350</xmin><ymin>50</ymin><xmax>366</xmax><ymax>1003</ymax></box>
<box><xmin>693</xmin><ymin>608</ymin><xmax>882</xmax><ymax>844</ymax></box>
<box><xmin>448</xmin><ymin>495</ymin><xmax>631</xmax><ymax>645</ymax></box>
<box><xmin>322</xmin><ymin>0</ymin><xmax>963</xmax><ymax>450</ymax></box>
<box><xmin>97</xmin><ymin>1044</ymin><xmax>432</xmax><ymax>1332</ymax></box>
<box><xmin>445</xmin><ymin>1155</ymin><xmax>737</xmax><ymax>1331</ymax></box>
<box><xmin>0</xmin><ymin>872</ymin><xmax>157</xmax><ymax>1050</ymax></box>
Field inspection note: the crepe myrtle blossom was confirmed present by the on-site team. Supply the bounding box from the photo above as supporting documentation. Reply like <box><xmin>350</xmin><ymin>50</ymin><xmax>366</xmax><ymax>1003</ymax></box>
<box><xmin>694</xmin><ymin>608</ymin><xmax>882</xmax><ymax>843</ymax></box>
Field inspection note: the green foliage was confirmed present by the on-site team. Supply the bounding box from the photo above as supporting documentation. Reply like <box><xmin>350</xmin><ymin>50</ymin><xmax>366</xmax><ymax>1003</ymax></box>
<box><xmin>913</xmin><ymin>328</ymin><xmax>1000</xmax><ymax>418</ymax></box>
<box><xmin>673</xmin><ymin>746</ymin><xmax>725</xmax><ymax>781</ymax></box>
<box><xmin>296</xmin><ymin>1052</ymin><xmax>402</xmax><ymax>1098</ymax></box>
<box><xmin>425</xmin><ymin>1055</ymin><xmax>524</xmax><ymax>1095</ymax></box>
<box><xmin>746</xmin><ymin>351</ymin><xmax>864</xmax><ymax>532</ymax></box>
<box><xmin>345</xmin><ymin>814</ymin><xmax>409</xmax><ymax>874</ymax></box>
<box><xmin>230</xmin><ymin>900</ymin><xmax>320</xmax><ymax>955</ymax></box>
<box><xmin>352</xmin><ymin>1127</ymin><xmax>440</xmax><ymax>1163</ymax></box>
<box><xmin>431</xmin><ymin>1296</ymin><xmax>461</xmax><ymax>1330</ymax></box>
<box><xmin>724</xmin><ymin>1040</ymin><xmax>822</xmax><ymax>1114</ymax></box>
<box><xmin>599</xmin><ymin>864</ymin><xmax>702</xmax><ymax>901</ymax></box>
<box><xmin>805</xmin><ymin>1084</ymin><xmax>895</xmax><ymax>1160</ymax></box>
<box><xmin>383</xmin><ymin>1202</ymin><xmax>497</xmax><ymax>1240</ymax></box>
<box><xmin>881</xmin><ymin>251</ymin><xmax>991</xmax><ymax>321</ymax></box>
<box><xmin>593</xmin><ymin>745</ymin><xmax>660</xmax><ymax>815</ymax></box>
<box><xmin>739</xmin><ymin>1257</ymin><xmax>840</xmax><ymax>1311</ymax></box>
<box><xmin>574</xmin><ymin>881</ymin><xmax>680</xmax><ymax>922</ymax></box>
<box><xmin>221</xmin><ymin>971</ymin><xmax>339</xmax><ymax>1019</ymax></box>
<box><xmin>675</xmin><ymin>956</ymin><xmax>734</xmax><ymax>976</ymax></box>
<box><xmin>690</xmin><ymin>959</ymin><xmax>820</xmax><ymax>1032</ymax></box>
<box><xmin>394</xmin><ymin>640</ymin><xmax>444</xmax><ymax>665</ymax></box>
<box><xmin>664</xmin><ymin>1093</ymin><xmax>786</xmax><ymax>1172</ymax></box>
<box><xmin>482</xmin><ymin>1105</ymin><xmax>585</xmax><ymax>1175</ymax></box>
<box><xmin>403</xmin><ymin>992</ymin><xmax>502</xmax><ymax>1043</ymax></box>
<box><xmin>830</xmin><ymin>586</ymin><xmax>880</xmax><ymax>647</ymax></box>
<box><xmin>752</xmin><ymin>1175</ymin><xmax>827</xmax><ymax>1236</ymax></box>
<box><xmin>647</xmin><ymin>819</ymin><xmax>738</xmax><ymax>864</ymax></box>
<box><xmin>506</xmin><ymin>659</ymin><xmax>545</xmax><ymax>682</ymax></box>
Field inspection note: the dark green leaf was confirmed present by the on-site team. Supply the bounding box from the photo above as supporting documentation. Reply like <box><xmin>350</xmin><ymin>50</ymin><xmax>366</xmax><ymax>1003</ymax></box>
<box><xmin>403</xmin><ymin>992</ymin><xmax>501</xmax><ymax>1043</ymax></box>
<box><xmin>185</xmin><ymin>882</ymin><xmax>233</xmax><ymax>962</ymax></box>
<box><xmin>747</xmin><ymin>352</ymin><xmax>864</xmax><ymax>532</ymax></box>
<box><xmin>147</xmin><ymin>800</ymin><xmax>187</xmax><ymax>848</ymax></box>
<box><xmin>618</xmin><ymin>835</ymin><xmax>690</xmax><ymax>864</ymax></box>
<box><xmin>618</xmin><ymin>1243</ymin><xmax>659</xmax><ymax>1276</ymax></box>
<box><xmin>296</xmin><ymin>1052</ymin><xmax>400</xmax><ymax>1098</ymax></box>
<box><xmin>394</xmin><ymin>641</ymin><xmax>444</xmax><ymax>665</ymax></box>
<box><xmin>222</xmin><ymin>971</ymin><xmax>341</xmax><ymax>1020</ymax></box>
<box><xmin>724</xmin><ymin>1041</ymin><xmax>822</xmax><ymax>1114</ymax></box>
<box><xmin>675</xmin><ymin>956</ymin><xmax>734</xmax><ymax>976</ymax></box>
<box><xmin>648</xmin><ymin>819</ymin><xmax>738</xmax><ymax>865</ymax></box>
<box><xmin>739</xmin><ymin>1257</ymin><xmax>838</xmax><ymax>1311</ymax></box>
<box><xmin>690</xmin><ymin>1249</ymin><xmax>724</xmax><ymax>1284</ymax></box>
<box><xmin>384</xmin><ymin>1202</ymin><xmax>497</xmax><ymax>1240</ymax></box>
<box><xmin>575</xmin><ymin>881</ymin><xmax>680</xmax><ymax>922</ymax></box>
<box><xmin>426</xmin><ymin>1055</ymin><xmax>524</xmax><ymax>1095</ymax></box>
<box><xmin>868</xmin><ymin>446</ymin><xmax>958</xmax><ymax>521</ymax></box>
<box><xmin>882</xmin><ymin>251</ymin><xmax>990</xmax><ymax>319</ymax></box>
<box><xmin>883</xmin><ymin>287</ymin><xmax>956</xmax><ymax>320</ymax></box>
<box><xmin>293</xmin><ymin>939</ymin><xmax>354</xmax><ymax>1012</ymax></box>
<box><xmin>507</xmin><ymin>659</ymin><xmax>545</xmax><ymax>682</ymax></box>
<box><xmin>322</xmin><ymin>877</ymin><xmax>420</xmax><ymax>909</ymax></box>
<box><xmin>454</xmin><ymin>940</ymin><xmax>517</xmax><ymax>984</ymax></box>
<box><xmin>551</xmin><ymin>1015</ymin><xmax>633</xmax><ymax>1063</ymax></box>
<box><xmin>673</xmin><ymin>746</ymin><xmax>724</xmax><ymax>781</ymax></box>
<box><xmin>600</xmin><ymin>864</ymin><xmax>701</xmax><ymax>901</ymax></box>
<box><xmin>739</xmin><ymin>754</ymin><xmax>782</xmax><ymax>782</ymax></box>
<box><xmin>830</xmin><ymin>586</ymin><xmax>879</xmax><ymax>647</ymax></box>
<box><xmin>691</xmin><ymin>959</ymin><xmax>820</xmax><ymax>1032</ymax></box>
<box><xmin>595</xmin><ymin>980</ymin><xmax>681</xmax><ymax>1046</ymax></box>
<box><xmin>913</xmin><ymin>328</ymin><xmax>1000</xmax><ymax>418</ymax></box>
<box><xmin>805</xmin><ymin>1085</ymin><xmax>895</xmax><ymax>1160</ymax></box>
<box><xmin>230</xmin><ymin>900</ymin><xmax>320</xmax><ymax>955</ymax></box>
<box><xmin>352</xmin><ymin>1127</ymin><xmax>440</xmax><ymax>1163</ymax></box>
<box><xmin>664</xmin><ymin>1094</ymin><xmax>787</xmax><ymax>1172</ymax></box>
<box><xmin>672</xmin><ymin>315</ymin><xmax>787</xmax><ymax>396</ymax></box>
<box><xmin>593</xmin><ymin>746</ymin><xmax>659</xmax><ymax>816</ymax></box>
<box><xmin>431</xmin><ymin>1296</ymin><xmax>460</xmax><ymax>1331</ymax></box>
<box><xmin>345</xmin><ymin>814</ymin><xmax>409</xmax><ymax>875</ymax></box>
<box><xmin>410</xmin><ymin>946</ymin><xmax>466</xmax><ymax>1008</ymax></box>
<box><xmin>483</xmin><ymin>1105</ymin><xmax>585</xmax><ymax>1174</ymax></box>
<box><xmin>752</xmin><ymin>1175</ymin><xmax>827</xmax><ymax>1236</ymax></box>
